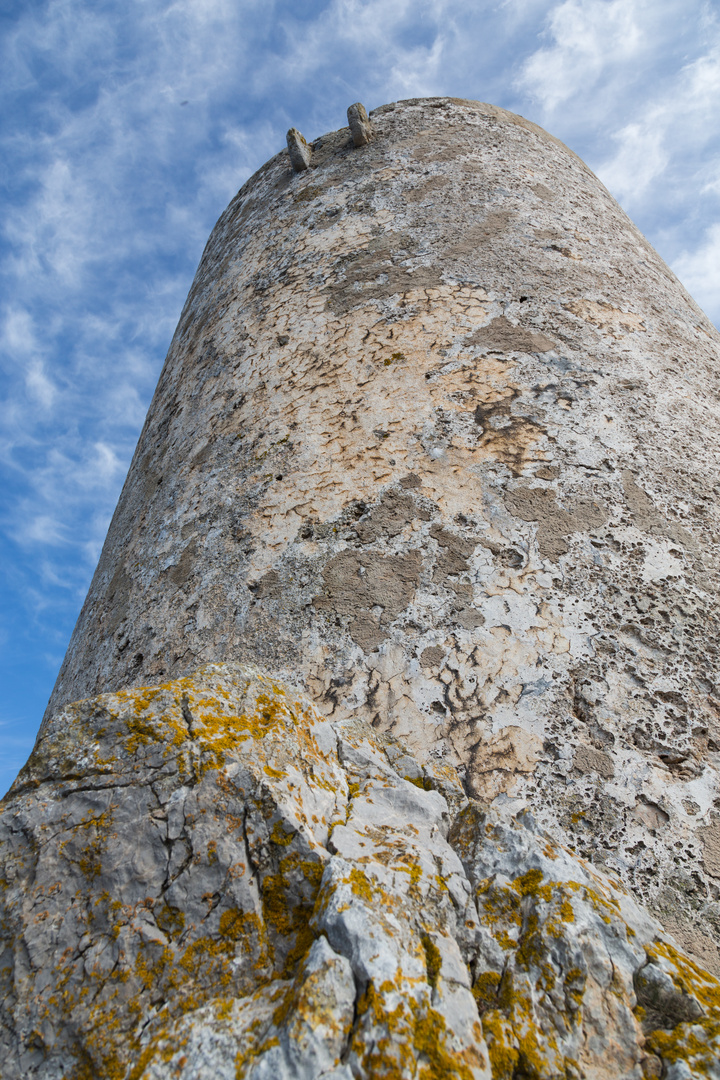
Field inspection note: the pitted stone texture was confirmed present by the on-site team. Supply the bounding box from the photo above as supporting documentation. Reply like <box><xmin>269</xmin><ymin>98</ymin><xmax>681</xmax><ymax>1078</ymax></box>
<box><xmin>3</xmin><ymin>666</ymin><xmax>720</xmax><ymax>1078</ymax></box>
<box><xmin>42</xmin><ymin>98</ymin><xmax>720</xmax><ymax>962</ymax></box>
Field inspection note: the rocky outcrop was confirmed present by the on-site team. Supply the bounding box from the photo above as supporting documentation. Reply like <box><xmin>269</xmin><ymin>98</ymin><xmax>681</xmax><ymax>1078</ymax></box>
<box><xmin>2</xmin><ymin>664</ymin><xmax>720</xmax><ymax>1079</ymax></box>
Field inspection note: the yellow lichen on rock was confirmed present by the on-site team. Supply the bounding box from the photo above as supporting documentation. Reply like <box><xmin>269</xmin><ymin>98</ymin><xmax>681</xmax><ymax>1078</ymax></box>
<box><xmin>3</xmin><ymin>663</ymin><xmax>720</xmax><ymax>1078</ymax></box>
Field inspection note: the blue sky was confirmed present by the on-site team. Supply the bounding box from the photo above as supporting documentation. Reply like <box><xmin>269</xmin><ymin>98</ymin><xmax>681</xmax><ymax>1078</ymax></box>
<box><xmin>1</xmin><ymin>0</ymin><xmax>720</xmax><ymax>795</ymax></box>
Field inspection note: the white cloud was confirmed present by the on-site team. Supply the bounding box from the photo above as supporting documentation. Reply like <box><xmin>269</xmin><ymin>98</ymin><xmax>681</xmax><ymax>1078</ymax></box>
<box><xmin>596</xmin><ymin>44</ymin><xmax>720</xmax><ymax>205</ymax></box>
<box><xmin>21</xmin><ymin>513</ymin><xmax>68</xmax><ymax>547</ymax></box>
<box><xmin>1</xmin><ymin>307</ymin><xmax>38</xmax><ymax>357</ymax></box>
<box><xmin>384</xmin><ymin>31</ymin><xmax>448</xmax><ymax>97</ymax></box>
<box><xmin>251</xmin><ymin>0</ymin><xmax>458</xmax><ymax>117</ymax></box>
<box><xmin>513</xmin><ymin>0</ymin><xmax>720</xmax><ymax>328</ymax></box>
<box><xmin>25</xmin><ymin>363</ymin><xmax>57</xmax><ymax>409</ymax></box>
<box><xmin>673</xmin><ymin>222</ymin><xmax>720</xmax><ymax>325</ymax></box>
<box><xmin>516</xmin><ymin>0</ymin><xmax>642</xmax><ymax>112</ymax></box>
<box><xmin>597</xmin><ymin>121</ymin><xmax>668</xmax><ymax>203</ymax></box>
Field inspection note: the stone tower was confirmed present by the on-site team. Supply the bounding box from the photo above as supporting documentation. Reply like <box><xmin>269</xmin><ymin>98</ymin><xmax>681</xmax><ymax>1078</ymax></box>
<box><xmin>4</xmin><ymin>98</ymin><xmax>720</xmax><ymax>1078</ymax></box>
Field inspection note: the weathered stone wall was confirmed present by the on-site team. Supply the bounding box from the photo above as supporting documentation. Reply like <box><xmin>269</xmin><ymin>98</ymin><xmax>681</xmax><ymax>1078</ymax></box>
<box><xmin>43</xmin><ymin>98</ymin><xmax>720</xmax><ymax>968</ymax></box>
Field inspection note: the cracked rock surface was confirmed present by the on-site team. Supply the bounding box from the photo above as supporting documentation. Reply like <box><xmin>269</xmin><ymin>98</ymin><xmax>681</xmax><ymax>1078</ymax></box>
<box><xmin>3</xmin><ymin>664</ymin><xmax>720</xmax><ymax>1078</ymax></box>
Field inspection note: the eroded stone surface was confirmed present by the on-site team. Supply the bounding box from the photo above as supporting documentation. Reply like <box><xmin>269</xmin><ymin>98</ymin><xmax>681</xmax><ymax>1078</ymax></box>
<box><xmin>3</xmin><ymin>666</ymin><xmax>720</xmax><ymax>1079</ymax></box>
<box><xmin>37</xmin><ymin>98</ymin><xmax>720</xmax><ymax>970</ymax></box>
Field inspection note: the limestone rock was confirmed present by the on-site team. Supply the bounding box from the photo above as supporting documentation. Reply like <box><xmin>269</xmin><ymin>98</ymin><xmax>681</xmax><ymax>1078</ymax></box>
<box><xmin>3</xmin><ymin>664</ymin><xmax>720</xmax><ymax>1078</ymax></box>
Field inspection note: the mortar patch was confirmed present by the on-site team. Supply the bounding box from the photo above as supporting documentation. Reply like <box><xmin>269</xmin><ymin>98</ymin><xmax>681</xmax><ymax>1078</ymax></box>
<box><xmin>504</xmin><ymin>486</ymin><xmax>606</xmax><ymax>560</ymax></box>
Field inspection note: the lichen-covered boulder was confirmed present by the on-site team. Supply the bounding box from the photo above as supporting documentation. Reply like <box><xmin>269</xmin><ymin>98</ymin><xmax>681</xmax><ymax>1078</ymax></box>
<box><xmin>2</xmin><ymin>664</ymin><xmax>719</xmax><ymax>1078</ymax></box>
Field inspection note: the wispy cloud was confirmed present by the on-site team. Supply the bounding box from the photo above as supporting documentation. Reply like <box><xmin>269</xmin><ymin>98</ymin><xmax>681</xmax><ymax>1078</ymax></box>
<box><xmin>598</xmin><ymin>122</ymin><xmax>669</xmax><ymax>204</ymax></box>
<box><xmin>597</xmin><ymin>45</ymin><xmax>720</xmax><ymax>204</ymax></box>
<box><xmin>674</xmin><ymin>222</ymin><xmax>720</xmax><ymax>322</ymax></box>
<box><xmin>514</xmin><ymin>1</ymin><xmax>720</xmax><ymax>321</ymax></box>
<box><xmin>517</xmin><ymin>0</ymin><xmax>643</xmax><ymax>113</ymax></box>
